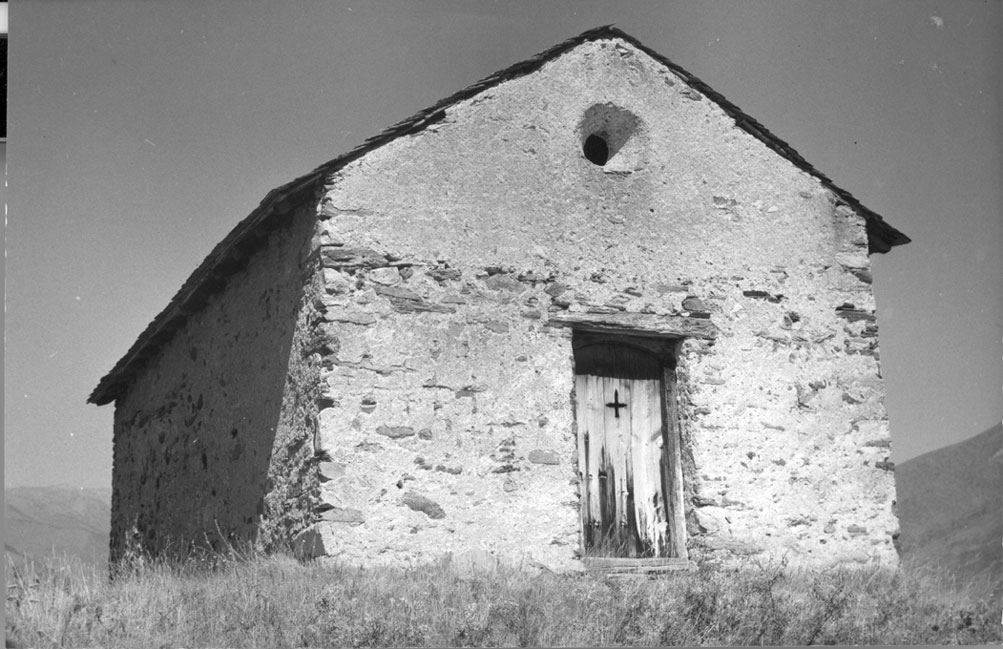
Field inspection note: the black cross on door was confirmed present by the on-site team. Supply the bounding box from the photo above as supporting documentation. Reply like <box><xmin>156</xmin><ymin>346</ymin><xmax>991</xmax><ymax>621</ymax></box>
<box><xmin>606</xmin><ymin>389</ymin><xmax>627</xmax><ymax>418</ymax></box>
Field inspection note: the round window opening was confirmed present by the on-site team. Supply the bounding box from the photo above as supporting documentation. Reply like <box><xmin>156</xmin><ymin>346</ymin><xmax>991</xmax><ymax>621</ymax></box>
<box><xmin>583</xmin><ymin>134</ymin><xmax>610</xmax><ymax>166</ymax></box>
<box><xmin>579</xmin><ymin>103</ymin><xmax>641</xmax><ymax>167</ymax></box>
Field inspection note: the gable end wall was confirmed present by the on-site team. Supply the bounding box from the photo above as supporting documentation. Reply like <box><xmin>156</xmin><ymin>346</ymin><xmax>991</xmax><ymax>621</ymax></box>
<box><xmin>294</xmin><ymin>39</ymin><xmax>897</xmax><ymax>570</ymax></box>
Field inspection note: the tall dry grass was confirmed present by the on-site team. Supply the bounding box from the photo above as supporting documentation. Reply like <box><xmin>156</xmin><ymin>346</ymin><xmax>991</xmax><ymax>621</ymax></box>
<box><xmin>6</xmin><ymin>549</ymin><xmax>1000</xmax><ymax>647</ymax></box>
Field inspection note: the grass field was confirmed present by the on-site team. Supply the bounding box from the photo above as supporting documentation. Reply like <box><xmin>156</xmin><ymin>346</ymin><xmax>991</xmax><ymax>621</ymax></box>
<box><xmin>6</xmin><ymin>549</ymin><xmax>1000</xmax><ymax>647</ymax></box>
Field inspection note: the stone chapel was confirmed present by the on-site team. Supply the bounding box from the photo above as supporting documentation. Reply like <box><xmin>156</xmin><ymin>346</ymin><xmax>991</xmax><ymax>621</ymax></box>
<box><xmin>90</xmin><ymin>26</ymin><xmax>909</xmax><ymax>572</ymax></box>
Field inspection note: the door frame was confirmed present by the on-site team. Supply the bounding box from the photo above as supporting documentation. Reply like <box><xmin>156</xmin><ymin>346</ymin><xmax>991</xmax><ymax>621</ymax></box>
<box><xmin>571</xmin><ymin>330</ymin><xmax>689</xmax><ymax>561</ymax></box>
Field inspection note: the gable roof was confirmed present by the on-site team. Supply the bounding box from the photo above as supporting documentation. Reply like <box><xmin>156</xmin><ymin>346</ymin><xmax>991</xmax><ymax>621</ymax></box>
<box><xmin>89</xmin><ymin>25</ymin><xmax>910</xmax><ymax>406</ymax></box>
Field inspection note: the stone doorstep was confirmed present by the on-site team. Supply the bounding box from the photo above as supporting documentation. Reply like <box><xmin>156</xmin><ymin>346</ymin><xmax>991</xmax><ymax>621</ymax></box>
<box><xmin>583</xmin><ymin>557</ymin><xmax>696</xmax><ymax>577</ymax></box>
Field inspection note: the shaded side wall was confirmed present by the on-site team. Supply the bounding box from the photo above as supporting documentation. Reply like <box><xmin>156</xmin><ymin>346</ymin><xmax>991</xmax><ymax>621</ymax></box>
<box><xmin>296</xmin><ymin>38</ymin><xmax>897</xmax><ymax>571</ymax></box>
<box><xmin>109</xmin><ymin>203</ymin><xmax>321</xmax><ymax>563</ymax></box>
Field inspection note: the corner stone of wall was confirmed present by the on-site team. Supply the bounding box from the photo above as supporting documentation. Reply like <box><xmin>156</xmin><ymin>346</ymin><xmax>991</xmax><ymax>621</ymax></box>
<box><xmin>258</xmin><ymin>259</ymin><xmax>328</xmax><ymax>551</ymax></box>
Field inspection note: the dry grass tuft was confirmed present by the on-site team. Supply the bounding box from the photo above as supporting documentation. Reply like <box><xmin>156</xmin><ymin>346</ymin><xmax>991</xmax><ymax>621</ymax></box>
<box><xmin>6</xmin><ymin>549</ymin><xmax>1001</xmax><ymax>647</ymax></box>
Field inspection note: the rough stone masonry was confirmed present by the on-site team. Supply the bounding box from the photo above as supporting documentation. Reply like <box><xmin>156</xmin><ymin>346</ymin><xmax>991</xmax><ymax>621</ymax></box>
<box><xmin>90</xmin><ymin>27</ymin><xmax>909</xmax><ymax>573</ymax></box>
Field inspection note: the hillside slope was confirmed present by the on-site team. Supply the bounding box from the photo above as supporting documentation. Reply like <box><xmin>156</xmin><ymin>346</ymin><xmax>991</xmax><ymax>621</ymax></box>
<box><xmin>4</xmin><ymin>486</ymin><xmax>111</xmax><ymax>567</ymax></box>
<box><xmin>895</xmin><ymin>423</ymin><xmax>1002</xmax><ymax>597</ymax></box>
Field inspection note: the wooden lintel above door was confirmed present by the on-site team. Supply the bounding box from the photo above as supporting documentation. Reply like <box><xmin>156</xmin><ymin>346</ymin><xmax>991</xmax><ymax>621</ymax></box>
<box><xmin>548</xmin><ymin>312</ymin><xmax>718</xmax><ymax>340</ymax></box>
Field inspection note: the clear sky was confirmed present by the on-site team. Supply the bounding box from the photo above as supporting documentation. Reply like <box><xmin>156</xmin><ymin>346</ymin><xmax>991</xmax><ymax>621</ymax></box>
<box><xmin>4</xmin><ymin>1</ymin><xmax>1001</xmax><ymax>488</ymax></box>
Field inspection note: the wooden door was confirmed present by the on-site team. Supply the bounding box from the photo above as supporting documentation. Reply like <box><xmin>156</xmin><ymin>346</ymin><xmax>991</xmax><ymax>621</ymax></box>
<box><xmin>574</xmin><ymin>340</ymin><xmax>671</xmax><ymax>558</ymax></box>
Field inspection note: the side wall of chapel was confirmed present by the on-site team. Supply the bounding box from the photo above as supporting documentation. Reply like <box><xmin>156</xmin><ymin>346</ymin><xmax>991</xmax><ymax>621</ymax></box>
<box><xmin>110</xmin><ymin>204</ymin><xmax>323</xmax><ymax>563</ymax></box>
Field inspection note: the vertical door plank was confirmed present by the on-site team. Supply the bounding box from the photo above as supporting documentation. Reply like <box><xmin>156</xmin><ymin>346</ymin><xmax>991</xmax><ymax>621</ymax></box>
<box><xmin>599</xmin><ymin>374</ymin><xmax>618</xmax><ymax>553</ymax></box>
<box><xmin>585</xmin><ymin>374</ymin><xmax>605</xmax><ymax>551</ymax></box>
<box><xmin>631</xmin><ymin>376</ymin><xmax>667</xmax><ymax>556</ymax></box>
<box><xmin>662</xmin><ymin>367</ymin><xmax>688</xmax><ymax>560</ymax></box>
<box><xmin>629</xmin><ymin>376</ymin><xmax>649</xmax><ymax>556</ymax></box>
<box><xmin>605</xmin><ymin>374</ymin><xmax>633</xmax><ymax>556</ymax></box>
<box><xmin>574</xmin><ymin>374</ymin><xmax>591</xmax><ymax>549</ymax></box>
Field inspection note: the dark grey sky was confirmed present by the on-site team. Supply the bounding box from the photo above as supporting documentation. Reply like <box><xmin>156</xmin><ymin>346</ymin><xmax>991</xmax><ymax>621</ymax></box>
<box><xmin>5</xmin><ymin>1</ymin><xmax>1001</xmax><ymax>488</ymax></box>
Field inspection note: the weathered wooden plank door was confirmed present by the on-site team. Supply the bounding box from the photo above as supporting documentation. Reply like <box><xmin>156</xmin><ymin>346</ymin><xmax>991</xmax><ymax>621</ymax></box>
<box><xmin>574</xmin><ymin>340</ymin><xmax>672</xmax><ymax>558</ymax></box>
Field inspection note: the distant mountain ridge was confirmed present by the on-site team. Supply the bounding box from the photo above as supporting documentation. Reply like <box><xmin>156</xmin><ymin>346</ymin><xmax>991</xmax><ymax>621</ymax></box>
<box><xmin>896</xmin><ymin>423</ymin><xmax>1002</xmax><ymax>598</ymax></box>
<box><xmin>4</xmin><ymin>485</ymin><xmax>112</xmax><ymax>567</ymax></box>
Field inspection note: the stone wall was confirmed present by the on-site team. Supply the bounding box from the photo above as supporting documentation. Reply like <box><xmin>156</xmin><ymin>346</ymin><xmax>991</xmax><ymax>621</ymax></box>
<box><xmin>110</xmin><ymin>204</ymin><xmax>321</xmax><ymax>562</ymax></box>
<box><xmin>673</xmin><ymin>209</ymin><xmax>895</xmax><ymax>566</ymax></box>
<box><xmin>294</xmin><ymin>38</ymin><xmax>897</xmax><ymax>569</ymax></box>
